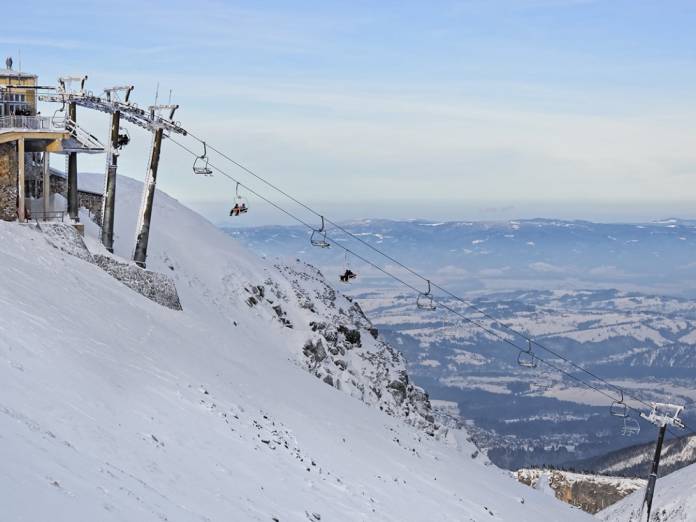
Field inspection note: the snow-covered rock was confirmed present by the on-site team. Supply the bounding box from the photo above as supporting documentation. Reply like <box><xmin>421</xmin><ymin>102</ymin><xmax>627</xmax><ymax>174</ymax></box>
<box><xmin>265</xmin><ymin>261</ymin><xmax>438</xmax><ymax>434</ymax></box>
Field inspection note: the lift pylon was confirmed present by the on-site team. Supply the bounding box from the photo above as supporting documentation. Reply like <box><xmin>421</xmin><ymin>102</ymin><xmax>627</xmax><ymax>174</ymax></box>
<box><xmin>101</xmin><ymin>85</ymin><xmax>134</xmax><ymax>252</ymax></box>
<box><xmin>133</xmin><ymin>104</ymin><xmax>179</xmax><ymax>268</ymax></box>
<box><xmin>638</xmin><ymin>402</ymin><xmax>685</xmax><ymax>522</ymax></box>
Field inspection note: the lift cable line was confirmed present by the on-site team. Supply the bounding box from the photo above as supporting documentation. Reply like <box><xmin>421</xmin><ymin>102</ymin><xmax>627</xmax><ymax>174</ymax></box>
<box><xmin>35</xmin><ymin>81</ymin><xmax>690</xmax><ymax>521</ymax></box>
<box><xmin>176</xmin><ymin>131</ymin><xmax>692</xmax><ymax>436</ymax></box>
<box><xmin>179</xmin><ymin>132</ymin><xmax>653</xmax><ymax>395</ymax></box>
<box><xmin>167</xmin><ymin>134</ymin><xmax>692</xmax><ymax>439</ymax></box>
<box><xmin>30</xmin><ymin>87</ymin><xmax>690</xmax><ymax>433</ymax></box>
<box><xmin>32</xmin><ymin>80</ymin><xmax>689</xmax><ymax>437</ymax></box>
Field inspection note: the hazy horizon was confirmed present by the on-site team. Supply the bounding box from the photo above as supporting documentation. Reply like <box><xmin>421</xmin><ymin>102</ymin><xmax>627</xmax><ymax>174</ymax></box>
<box><xmin>6</xmin><ymin>0</ymin><xmax>696</xmax><ymax>229</ymax></box>
<box><xmin>192</xmin><ymin>198</ymin><xmax>696</xmax><ymax>227</ymax></box>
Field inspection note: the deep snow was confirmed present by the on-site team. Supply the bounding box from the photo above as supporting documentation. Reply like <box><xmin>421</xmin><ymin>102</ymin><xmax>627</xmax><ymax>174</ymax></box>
<box><xmin>0</xmin><ymin>173</ymin><xmax>593</xmax><ymax>521</ymax></box>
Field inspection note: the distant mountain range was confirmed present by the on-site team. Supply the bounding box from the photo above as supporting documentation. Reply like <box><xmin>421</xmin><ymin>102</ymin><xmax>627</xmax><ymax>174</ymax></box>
<box><xmin>224</xmin><ymin>218</ymin><xmax>696</xmax><ymax>296</ymax></box>
<box><xmin>569</xmin><ymin>433</ymin><xmax>696</xmax><ymax>478</ymax></box>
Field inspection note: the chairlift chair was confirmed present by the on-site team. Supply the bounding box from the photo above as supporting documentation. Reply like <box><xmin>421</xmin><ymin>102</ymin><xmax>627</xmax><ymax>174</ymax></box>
<box><xmin>339</xmin><ymin>252</ymin><xmax>357</xmax><ymax>283</ymax></box>
<box><xmin>310</xmin><ymin>216</ymin><xmax>330</xmax><ymax>248</ymax></box>
<box><xmin>339</xmin><ymin>271</ymin><xmax>357</xmax><ymax>283</ymax></box>
<box><xmin>610</xmin><ymin>391</ymin><xmax>629</xmax><ymax>418</ymax></box>
<box><xmin>416</xmin><ymin>280</ymin><xmax>437</xmax><ymax>311</ymax></box>
<box><xmin>116</xmin><ymin>127</ymin><xmax>130</xmax><ymax>149</ymax></box>
<box><xmin>621</xmin><ymin>416</ymin><xmax>641</xmax><ymax>437</ymax></box>
<box><xmin>51</xmin><ymin>104</ymin><xmax>66</xmax><ymax>128</ymax></box>
<box><xmin>229</xmin><ymin>183</ymin><xmax>249</xmax><ymax>217</ymax></box>
<box><xmin>193</xmin><ymin>141</ymin><xmax>213</xmax><ymax>176</ymax></box>
<box><xmin>517</xmin><ymin>339</ymin><xmax>538</xmax><ymax>368</ymax></box>
<box><xmin>517</xmin><ymin>351</ymin><xmax>537</xmax><ymax>368</ymax></box>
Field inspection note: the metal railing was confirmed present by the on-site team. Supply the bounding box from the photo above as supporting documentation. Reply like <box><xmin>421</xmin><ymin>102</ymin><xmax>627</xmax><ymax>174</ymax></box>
<box><xmin>64</xmin><ymin>118</ymin><xmax>103</xmax><ymax>150</ymax></box>
<box><xmin>0</xmin><ymin>115</ymin><xmax>102</xmax><ymax>150</ymax></box>
<box><xmin>30</xmin><ymin>210</ymin><xmax>67</xmax><ymax>222</ymax></box>
<box><xmin>0</xmin><ymin>115</ymin><xmax>66</xmax><ymax>132</ymax></box>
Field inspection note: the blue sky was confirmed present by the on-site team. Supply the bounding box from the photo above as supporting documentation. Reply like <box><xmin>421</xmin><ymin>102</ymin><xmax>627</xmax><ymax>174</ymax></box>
<box><xmin>5</xmin><ymin>1</ymin><xmax>696</xmax><ymax>223</ymax></box>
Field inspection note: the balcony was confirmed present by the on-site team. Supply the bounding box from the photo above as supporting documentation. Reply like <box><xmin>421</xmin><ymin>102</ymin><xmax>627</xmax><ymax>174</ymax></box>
<box><xmin>0</xmin><ymin>115</ymin><xmax>103</xmax><ymax>152</ymax></box>
<box><xmin>0</xmin><ymin>115</ymin><xmax>65</xmax><ymax>133</ymax></box>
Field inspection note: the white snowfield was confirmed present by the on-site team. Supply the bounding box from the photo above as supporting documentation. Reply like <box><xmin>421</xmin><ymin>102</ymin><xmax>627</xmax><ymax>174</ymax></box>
<box><xmin>0</xmin><ymin>173</ymin><xmax>592</xmax><ymax>521</ymax></box>
<box><xmin>598</xmin><ymin>462</ymin><xmax>696</xmax><ymax>521</ymax></box>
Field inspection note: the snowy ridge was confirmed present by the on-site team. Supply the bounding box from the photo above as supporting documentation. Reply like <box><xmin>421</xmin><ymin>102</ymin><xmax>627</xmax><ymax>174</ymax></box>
<box><xmin>598</xmin><ymin>462</ymin><xmax>696</xmax><ymax>521</ymax></box>
<box><xmin>0</xmin><ymin>173</ymin><xmax>592</xmax><ymax>521</ymax></box>
<box><xmin>570</xmin><ymin>434</ymin><xmax>696</xmax><ymax>478</ymax></box>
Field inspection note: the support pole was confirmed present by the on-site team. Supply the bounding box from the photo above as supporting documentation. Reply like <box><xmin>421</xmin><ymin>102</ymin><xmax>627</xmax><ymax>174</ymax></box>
<box><xmin>640</xmin><ymin>424</ymin><xmax>667</xmax><ymax>522</ymax></box>
<box><xmin>67</xmin><ymin>102</ymin><xmax>79</xmax><ymax>222</ymax></box>
<box><xmin>101</xmin><ymin>110</ymin><xmax>120</xmax><ymax>252</ymax></box>
<box><xmin>43</xmin><ymin>152</ymin><xmax>50</xmax><ymax>219</ymax></box>
<box><xmin>17</xmin><ymin>138</ymin><xmax>25</xmax><ymax>222</ymax></box>
<box><xmin>132</xmin><ymin>128</ymin><xmax>164</xmax><ymax>268</ymax></box>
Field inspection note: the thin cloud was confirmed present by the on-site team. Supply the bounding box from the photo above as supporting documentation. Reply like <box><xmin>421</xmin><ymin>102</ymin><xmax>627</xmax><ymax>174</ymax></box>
<box><xmin>0</xmin><ymin>36</ymin><xmax>83</xmax><ymax>50</ymax></box>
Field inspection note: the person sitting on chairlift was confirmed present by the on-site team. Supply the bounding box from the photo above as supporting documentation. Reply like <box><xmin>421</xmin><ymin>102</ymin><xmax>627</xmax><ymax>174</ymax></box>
<box><xmin>340</xmin><ymin>269</ymin><xmax>356</xmax><ymax>283</ymax></box>
<box><xmin>230</xmin><ymin>203</ymin><xmax>248</xmax><ymax>217</ymax></box>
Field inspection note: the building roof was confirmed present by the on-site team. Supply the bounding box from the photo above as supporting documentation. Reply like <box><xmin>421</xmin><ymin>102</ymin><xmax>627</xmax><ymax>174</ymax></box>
<box><xmin>0</xmin><ymin>68</ymin><xmax>37</xmax><ymax>79</ymax></box>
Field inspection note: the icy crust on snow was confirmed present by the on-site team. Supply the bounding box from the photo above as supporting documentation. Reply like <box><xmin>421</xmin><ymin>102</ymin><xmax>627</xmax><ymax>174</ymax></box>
<box><xmin>598</xmin><ymin>462</ymin><xmax>696</xmax><ymax>521</ymax></box>
<box><xmin>0</xmin><ymin>173</ymin><xmax>593</xmax><ymax>521</ymax></box>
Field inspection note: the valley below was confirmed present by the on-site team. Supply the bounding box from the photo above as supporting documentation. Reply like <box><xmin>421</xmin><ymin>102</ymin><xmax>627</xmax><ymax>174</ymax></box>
<box><xmin>230</xmin><ymin>219</ymin><xmax>696</xmax><ymax>474</ymax></box>
<box><xmin>358</xmin><ymin>288</ymin><xmax>696</xmax><ymax>470</ymax></box>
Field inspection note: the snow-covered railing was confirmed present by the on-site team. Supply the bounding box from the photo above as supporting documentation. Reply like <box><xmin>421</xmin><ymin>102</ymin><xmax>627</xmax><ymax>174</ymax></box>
<box><xmin>0</xmin><ymin>115</ymin><xmax>103</xmax><ymax>150</ymax></box>
<box><xmin>63</xmin><ymin>118</ymin><xmax>103</xmax><ymax>150</ymax></box>
<box><xmin>0</xmin><ymin>115</ymin><xmax>66</xmax><ymax>133</ymax></box>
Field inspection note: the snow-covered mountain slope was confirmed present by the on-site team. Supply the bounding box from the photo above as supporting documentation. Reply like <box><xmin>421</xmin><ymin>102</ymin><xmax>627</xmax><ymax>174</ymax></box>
<box><xmin>598</xmin><ymin>462</ymin><xmax>696</xmax><ymax>521</ymax></box>
<box><xmin>0</xmin><ymin>173</ymin><xmax>592</xmax><ymax>521</ymax></box>
<box><xmin>570</xmin><ymin>434</ymin><xmax>696</xmax><ymax>478</ymax></box>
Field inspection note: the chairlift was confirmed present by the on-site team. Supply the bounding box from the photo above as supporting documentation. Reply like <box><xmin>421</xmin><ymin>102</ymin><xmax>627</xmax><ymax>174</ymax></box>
<box><xmin>229</xmin><ymin>183</ymin><xmax>249</xmax><ymax>217</ymax></box>
<box><xmin>621</xmin><ymin>416</ymin><xmax>641</xmax><ymax>437</ymax></box>
<box><xmin>520</xmin><ymin>379</ymin><xmax>551</xmax><ymax>396</ymax></box>
<box><xmin>51</xmin><ymin>103</ymin><xmax>65</xmax><ymax>128</ymax></box>
<box><xmin>310</xmin><ymin>216</ymin><xmax>330</xmax><ymax>248</ymax></box>
<box><xmin>339</xmin><ymin>252</ymin><xmax>357</xmax><ymax>283</ymax></box>
<box><xmin>416</xmin><ymin>280</ymin><xmax>437</xmax><ymax>311</ymax></box>
<box><xmin>193</xmin><ymin>141</ymin><xmax>213</xmax><ymax>176</ymax></box>
<box><xmin>517</xmin><ymin>339</ymin><xmax>538</xmax><ymax>368</ymax></box>
<box><xmin>116</xmin><ymin>127</ymin><xmax>130</xmax><ymax>149</ymax></box>
<box><xmin>610</xmin><ymin>391</ymin><xmax>629</xmax><ymax>418</ymax></box>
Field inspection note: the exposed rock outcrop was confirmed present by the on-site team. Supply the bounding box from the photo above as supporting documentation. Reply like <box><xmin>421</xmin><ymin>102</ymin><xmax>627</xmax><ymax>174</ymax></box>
<box><xmin>250</xmin><ymin>260</ymin><xmax>441</xmax><ymax>436</ymax></box>
<box><xmin>94</xmin><ymin>255</ymin><xmax>182</xmax><ymax>311</ymax></box>
<box><xmin>515</xmin><ymin>468</ymin><xmax>646</xmax><ymax>514</ymax></box>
